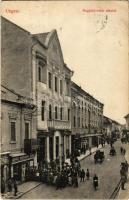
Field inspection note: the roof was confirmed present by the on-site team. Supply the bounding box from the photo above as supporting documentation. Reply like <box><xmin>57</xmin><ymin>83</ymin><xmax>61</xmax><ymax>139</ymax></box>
<box><xmin>2</xmin><ymin>16</ymin><xmax>30</xmax><ymax>34</ymax></box>
<box><xmin>1</xmin><ymin>85</ymin><xmax>35</xmax><ymax>108</ymax></box>
<box><xmin>32</xmin><ymin>29</ymin><xmax>56</xmax><ymax>49</ymax></box>
<box><xmin>71</xmin><ymin>81</ymin><xmax>104</xmax><ymax>106</ymax></box>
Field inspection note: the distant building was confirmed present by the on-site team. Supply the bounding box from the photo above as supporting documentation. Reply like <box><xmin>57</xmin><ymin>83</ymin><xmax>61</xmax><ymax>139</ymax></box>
<box><xmin>103</xmin><ymin>116</ymin><xmax>122</xmax><ymax>137</ymax></box>
<box><xmin>71</xmin><ymin>82</ymin><xmax>104</xmax><ymax>153</ymax></box>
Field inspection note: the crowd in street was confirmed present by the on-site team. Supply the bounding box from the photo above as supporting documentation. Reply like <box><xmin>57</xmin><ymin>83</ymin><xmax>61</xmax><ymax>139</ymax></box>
<box><xmin>1</xmin><ymin>132</ymin><xmax>129</xmax><ymax>197</ymax></box>
<box><xmin>35</xmin><ymin>155</ymin><xmax>99</xmax><ymax>191</ymax></box>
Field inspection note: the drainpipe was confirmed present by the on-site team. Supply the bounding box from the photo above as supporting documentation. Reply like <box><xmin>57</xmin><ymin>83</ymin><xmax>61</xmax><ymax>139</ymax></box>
<box><xmin>20</xmin><ymin>105</ymin><xmax>23</xmax><ymax>152</ymax></box>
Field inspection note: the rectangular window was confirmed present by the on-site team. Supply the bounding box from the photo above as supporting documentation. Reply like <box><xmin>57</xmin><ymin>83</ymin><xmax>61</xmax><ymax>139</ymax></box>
<box><xmin>11</xmin><ymin>122</ymin><xmax>16</xmax><ymax>141</ymax></box>
<box><xmin>49</xmin><ymin>105</ymin><xmax>52</xmax><ymax>120</ymax></box>
<box><xmin>82</xmin><ymin>118</ymin><xmax>83</xmax><ymax>127</ymax></box>
<box><xmin>60</xmin><ymin>80</ymin><xmax>63</xmax><ymax>95</ymax></box>
<box><xmin>48</xmin><ymin>72</ymin><xmax>52</xmax><ymax>89</ymax></box>
<box><xmin>78</xmin><ymin>117</ymin><xmax>80</xmax><ymax>127</ymax></box>
<box><xmin>25</xmin><ymin>122</ymin><xmax>29</xmax><ymax>139</ymax></box>
<box><xmin>38</xmin><ymin>66</ymin><xmax>42</xmax><ymax>82</ymax></box>
<box><xmin>68</xmin><ymin>109</ymin><xmax>70</xmax><ymax>121</ymax></box>
<box><xmin>74</xmin><ymin>116</ymin><xmax>76</xmax><ymax>127</ymax></box>
<box><xmin>55</xmin><ymin>77</ymin><xmax>58</xmax><ymax>92</ymax></box>
<box><xmin>55</xmin><ymin>106</ymin><xmax>58</xmax><ymax>119</ymax></box>
<box><xmin>41</xmin><ymin>101</ymin><xmax>45</xmax><ymax>121</ymax></box>
<box><xmin>60</xmin><ymin>107</ymin><xmax>63</xmax><ymax>120</ymax></box>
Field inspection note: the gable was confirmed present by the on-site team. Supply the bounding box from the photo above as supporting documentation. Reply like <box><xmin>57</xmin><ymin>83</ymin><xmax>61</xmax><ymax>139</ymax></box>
<box><xmin>47</xmin><ymin>31</ymin><xmax>64</xmax><ymax>70</ymax></box>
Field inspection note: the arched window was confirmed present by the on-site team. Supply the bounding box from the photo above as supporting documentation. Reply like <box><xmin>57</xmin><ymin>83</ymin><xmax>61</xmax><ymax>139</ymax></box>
<box><xmin>49</xmin><ymin>104</ymin><xmax>52</xmax><ymax>120</ymax></box>
<box><xmin>55</xmin><ymin>106</ymin><xmax>58</xmax><ymax>119</ymax></box>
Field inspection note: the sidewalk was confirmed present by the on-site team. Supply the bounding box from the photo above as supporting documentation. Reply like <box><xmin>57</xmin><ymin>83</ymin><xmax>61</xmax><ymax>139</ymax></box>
<box><xmin>117</xmin><ymin>143</ymin><xmax>129</xmax><ymax>200</ymax></box>
<box><xmin>65</xmin><ymin>144</ymin><xmax>103</xmax><ymax>164</ymax></box>
<box><xmin>1</xmin><ymin>144</ymin><xmax>103</xmax><ymax>199</ymax></box>
<box><xmin>1</xmin><ymin>181</ymin><xmax>42</xmax><ymax>199</ymax></box>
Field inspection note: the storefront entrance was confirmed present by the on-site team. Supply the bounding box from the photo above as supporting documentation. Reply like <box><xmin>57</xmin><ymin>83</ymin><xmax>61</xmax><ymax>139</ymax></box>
<box><xmin>37</xmin><ymin>137</ymin><xmax>46</xmax><ymax>163</ymax></box>
<box><xmin>13</xmin><ymin>164</ymin><xmax>22</xmax><ymax>181</ymax></box>
<box><xmin>49</xmin><ymin>137</ymin><xmax>53</xmax><ymax>161</ymax></box>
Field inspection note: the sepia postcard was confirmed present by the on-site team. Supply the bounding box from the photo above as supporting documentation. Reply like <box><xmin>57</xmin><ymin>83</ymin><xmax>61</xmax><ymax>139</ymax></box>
<box><xmin>1</xmin><ymin>0</ymin><xmax>129</xmax><ymax>199</ymax></box>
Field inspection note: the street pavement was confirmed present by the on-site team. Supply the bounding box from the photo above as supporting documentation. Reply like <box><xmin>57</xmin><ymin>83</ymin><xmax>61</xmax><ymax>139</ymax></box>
<box><xmin>21</xmin><ymin>140</ymin><xmax>126</xmax><ymax>199</ymax></box>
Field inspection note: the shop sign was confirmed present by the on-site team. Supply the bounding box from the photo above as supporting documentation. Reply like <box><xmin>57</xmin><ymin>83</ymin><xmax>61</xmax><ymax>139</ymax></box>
<box><xmin>11</xmin><ymin>155</ymin><xmax>29</xmax><ymax>163</ymax></box>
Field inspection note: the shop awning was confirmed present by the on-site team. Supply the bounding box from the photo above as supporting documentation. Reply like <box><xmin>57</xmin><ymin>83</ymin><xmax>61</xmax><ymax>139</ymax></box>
<box><xmin>10</xmin><ymin>153</ymin><xmax>34</xmax><ymax>165</ymax></box>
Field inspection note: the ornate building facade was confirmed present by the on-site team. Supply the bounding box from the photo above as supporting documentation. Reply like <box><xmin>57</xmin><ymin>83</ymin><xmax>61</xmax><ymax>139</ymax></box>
<box><xmin>31</xmin><ymin>30</ymin><xmax>73</xmax><ymax>166</ymax></box>
<box><xmin>71</xmin><ymin>82</ymin><xmax>104</xmax><ymax>153</ymax></box>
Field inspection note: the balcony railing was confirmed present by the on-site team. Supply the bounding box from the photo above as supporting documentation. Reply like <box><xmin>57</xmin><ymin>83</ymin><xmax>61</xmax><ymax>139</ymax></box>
<box><xmin>48</xmin><ymin>119</ymin><xmax>71</xmax><ymax>130</ymax></box>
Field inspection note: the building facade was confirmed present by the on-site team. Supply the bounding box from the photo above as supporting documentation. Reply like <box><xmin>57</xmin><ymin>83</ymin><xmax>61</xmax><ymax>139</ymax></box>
<box><xmin>71</xmin><ymin>82</ymin><xmax>104</xmax><ymax>154</ymax></box>
<box><xmin>103</xmin><ymin>116</ymin><xmax>122</xmax><ymax>139</ymax></box>
<box><xmin>31</xmin><ymin>30</ymin><xmax>73</xmax><ymax>167</ymax></box>
<box><xmin>1</xmin><ymin>86</ymin><xmax>37</xmax><ymax>183</ymax></box>
<box><xmin>1</xmin><ymin>17</ymin><xmax>73</xmax><ymax>171</ymax></box>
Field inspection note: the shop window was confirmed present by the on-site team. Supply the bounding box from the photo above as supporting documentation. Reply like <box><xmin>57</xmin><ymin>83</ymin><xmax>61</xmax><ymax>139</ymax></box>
<box><xmin>41</xmin><ymin>101</ymin><xmax>45</xmax><ymax>121</ymax></box>
<box><xmin>55</xmin><ymin>106</ymin><xmax>58</xmax><ymax>119</ymax></box>
<box><xmin>48</xmin><ymin>72</ymin><xmax>52</xmax><ymax>89</ymax></box>
<box><xmin>49</xmin><ymin>104</ymin><xmax>52</xmax><ymax>120</ymax></box>
<box><xmin>10</xmin><ymin>122</ymin><xmax>16</xmax><ymax>141</ymax></box>
<box><xmin>25</xmin><ymin>122</ymin><xmax>29</xmax><ymax>139</ymax></box>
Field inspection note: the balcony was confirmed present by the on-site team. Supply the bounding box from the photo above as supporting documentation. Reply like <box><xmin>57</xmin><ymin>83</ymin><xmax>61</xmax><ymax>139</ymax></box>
<box><xmin>64</xmin><ymin>95</ymin><xmax>71</xmax><ymax>103</ymax></box>
<box><xmin>48</xmin><ymin>119</ymin><xmax>71</xmax><ymax>130</ymax></box>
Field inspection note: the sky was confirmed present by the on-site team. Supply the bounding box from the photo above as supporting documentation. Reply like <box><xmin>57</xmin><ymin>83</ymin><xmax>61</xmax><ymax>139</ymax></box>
<box><xmin>2</xmin><ymin>1</ymin><xmax>129</xmax><ymax>124</ymax></box>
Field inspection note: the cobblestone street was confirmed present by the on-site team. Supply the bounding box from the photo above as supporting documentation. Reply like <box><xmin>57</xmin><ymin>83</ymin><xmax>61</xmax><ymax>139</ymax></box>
<box><xmin>21</xmin><ymin>141</ymin><xmax>126</xmax><ymax>199</ymax></box>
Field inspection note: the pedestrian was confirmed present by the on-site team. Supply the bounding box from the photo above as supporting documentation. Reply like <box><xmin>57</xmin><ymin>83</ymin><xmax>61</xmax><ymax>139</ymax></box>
<box><xmin>89</xmin><ymin>147</ymin><xmax>92</xmax><ymax>155</ymax></box>
<box><xmin>125</xmin><ymin>161</ymin><xmax>129</xmax><ymax>173</ymax></box>
<box><xmin>56</xmin><ymin>173</ymin><xmax>61</xmax><ymax>190</ymax></box>
<box><xmin>93</xmin><ymin>174</ymin><xmax>99</xmax><ymax>191</ymax></box>
<box><xmin>13</xmin><ymin>177</ymin><xmax>18</xmax><ymax>196</ymax></box>
<box><xmin>121</xmin><ymin>174</ymin><xmax>126</xmax><ymax>190</ymax></box>
<box><xmin>73</xmin><ymin>175</ymin><xmax>78</xmax><ymax>188</ymax></box>
<box><xmin>86</xmin><ymin>169</ymin><xmax>90</xmax><ymax>180</ymax></box>
<box><xmin>1</xmin><ymin>177</ymin><xmax>5</xmax><ymax>194</ymax></box>
<box><xmin>80</xmin><ymin>169</ymin><xmax>85</xmax><ymax>182</ymax></box>
<box><xmin>120</xmin><ymin>147</ymin><xmax>123</xmax><ymax>155</ymax></box>
<box><xmin>123</xmin><ymin>148</ymin><xmax>126</xmax><ymax>155</ymax></box>
<box><xmin>7</xmin><ymin>178</ymin><xmax>12</xmax><ymax>192</ymax></box>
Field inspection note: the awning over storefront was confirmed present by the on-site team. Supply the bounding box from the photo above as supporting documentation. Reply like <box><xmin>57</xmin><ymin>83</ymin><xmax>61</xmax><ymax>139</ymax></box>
<box><xmin>10</xmin><ymin>153</ymin><xmax>34</xmax><ymax>165</ymax></box>
<box><xmin>37</xmin><ymin>131</ymin><xmax>54</xmax><ymax>137</ymax></box>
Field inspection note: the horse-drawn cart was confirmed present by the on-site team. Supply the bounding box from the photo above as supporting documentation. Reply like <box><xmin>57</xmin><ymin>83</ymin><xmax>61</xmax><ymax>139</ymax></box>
<box><xmin>94</xmin><ymin>150</ymin><xmax>105</xmax><ymax>164</ymax></box>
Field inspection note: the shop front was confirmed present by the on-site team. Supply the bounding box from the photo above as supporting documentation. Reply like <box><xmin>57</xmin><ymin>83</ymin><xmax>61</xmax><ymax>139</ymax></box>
<box><xmin>1</xmin><ymin>152</ymin><xmax>10</xmax><ymax>183</ymax></box>
<box><xmin>9</xmin><ymin>153</ymin><xmax>35</xmax><ymax>183</ymax></box>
